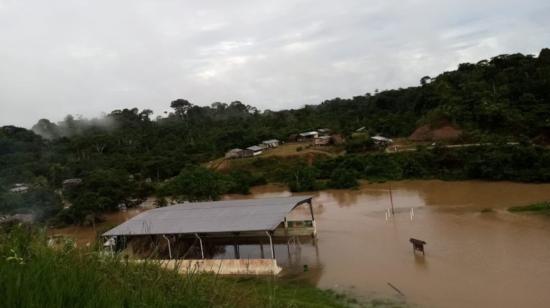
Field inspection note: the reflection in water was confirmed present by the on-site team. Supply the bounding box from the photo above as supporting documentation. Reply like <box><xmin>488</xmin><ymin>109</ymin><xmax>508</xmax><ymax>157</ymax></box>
<box><xmin>51</xmin><ymin>180</ymin><xmax>550</xmax><ymax>308</ymax></box>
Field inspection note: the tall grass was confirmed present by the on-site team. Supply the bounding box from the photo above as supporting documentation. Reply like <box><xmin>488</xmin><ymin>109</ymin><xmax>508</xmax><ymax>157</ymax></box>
<box><xmin>509</xmin><ymin>202</ymin><xmax>550</xmax><ymax>214</ymax></box>
<box><xmin>0</xmin><ymin>224</ymin><xmax>354</xmax><ymax>308</ymax></box>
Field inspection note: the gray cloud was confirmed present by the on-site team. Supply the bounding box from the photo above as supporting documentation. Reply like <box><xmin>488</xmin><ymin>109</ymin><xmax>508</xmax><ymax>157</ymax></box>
<box><xmin>1</xmin><ymin>0</ymin><xmax>549</xmax><ymax>127</ymax></box>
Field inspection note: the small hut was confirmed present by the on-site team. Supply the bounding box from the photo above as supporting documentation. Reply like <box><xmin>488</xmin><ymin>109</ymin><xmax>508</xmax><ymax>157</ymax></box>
<box><xmin>246</xmin><ymin>145</ymin><xmax>264</xmax><ymax>156</ymax></box>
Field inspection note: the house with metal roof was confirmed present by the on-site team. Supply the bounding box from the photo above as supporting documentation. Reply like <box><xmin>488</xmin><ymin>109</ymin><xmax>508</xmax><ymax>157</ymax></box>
<box><xmin>246</xmin><ymin>145</ymin><xmax>264</xmax><ymax>156</ymax></box>
<box><xmin>371</xmin><ymin>135</ymin><xmax>393</xmax><ymax>144</ymax></box>
<box><xmin>261</xmin><ymin>139</ymin><xmax>280</xmax><ymax>148</ymax></box>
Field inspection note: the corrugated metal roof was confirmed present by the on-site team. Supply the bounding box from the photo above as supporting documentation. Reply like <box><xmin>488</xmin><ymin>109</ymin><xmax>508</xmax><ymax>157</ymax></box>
<box><xmin>102</xmin><ymin>196</ymin><xmax>312</xmax><ymax>236</ymax></box>
<box><xmin>246</xmin><ymin>145</ymin><xmax>264</xmax><ymax>151</ymax></box>
<box><xmin>299</xmin><ymin>131</ymin><xmax>318</xmax><ymax>137</ymax></box>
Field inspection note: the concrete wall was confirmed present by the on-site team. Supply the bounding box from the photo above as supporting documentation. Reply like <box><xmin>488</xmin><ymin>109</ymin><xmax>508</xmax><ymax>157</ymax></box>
<box><xmin>138</xmin><ymin>259</ymin><xmax>282</xmax><ymax>275</ymax></box>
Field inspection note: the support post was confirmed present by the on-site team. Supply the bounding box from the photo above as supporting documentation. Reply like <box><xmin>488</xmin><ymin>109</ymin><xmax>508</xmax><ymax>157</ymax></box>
<box><xmin>233</xmin><ymin>233</ymin><xmax>240</xmax><ymax>259</ymax></box>
<box><xmin>260</xmin><ymin>242</ymin><xmax>265</xmax><ymax>259</ymax></box>
<box><xmin>162</xmin><ymin>235</ymin><xmax>172</xmax><ymax>260</ymax></box>
<box><xmin>308</xmin><ymin>201</ymin><xmax>317</xmax><ymax>237</ymax></box>
<box><xmin>194</xmin><ymin>233</ymin><xmax>205</xmax><ymax>259</ymax></box>
<box><xmin>265</xmin><ymin>231</ymin><xmax>275</xmax><ymax>259</ymax></box>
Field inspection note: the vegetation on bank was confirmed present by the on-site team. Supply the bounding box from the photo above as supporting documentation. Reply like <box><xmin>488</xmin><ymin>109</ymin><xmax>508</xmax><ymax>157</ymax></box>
<box><xmin>225</xmin><ymin>144</ymin><xmax>550</xmax><ymax>192</ymax></box>
<box><xmin>0</xmin><ymin>224</ymin><xmax>373</xmax><ymax>308</ymax></box>
<box><xmin>508</xmin><ymin>202</ymin><xmax>550</xmax><ymax>214</ymax></box>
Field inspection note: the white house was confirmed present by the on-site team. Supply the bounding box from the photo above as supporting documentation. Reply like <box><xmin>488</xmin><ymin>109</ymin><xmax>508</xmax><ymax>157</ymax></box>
<box><xmin>9</xmin><ymin>184</ymin><xmax>29</xmax><ymax>194</ymax></box>
<box><xmin>298</xmin><ymin>131</ymin><xmax>318</xmax><ymax>141</ymax></box>
<box><xmin>246</xmin><ymin>145</ymin><xmax>264</xmax><ymax>156</ymax></box>
<box><xmin>225</xmin><ymin>148</ymin><xmax>244</xmax><ymax>159</ymax></box>
<box><xmin>371</xmin><ymin>135</ymin><xmax>394</xmax><ymax>145</ymax></box>
<box><xmin>262</xmin><ymin>139</ymin><xmax>280</xmax><ymax>148</ymax></box>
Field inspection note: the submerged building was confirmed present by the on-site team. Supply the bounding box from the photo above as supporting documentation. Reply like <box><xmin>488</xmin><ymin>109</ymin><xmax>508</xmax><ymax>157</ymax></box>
<box><xmin>102</xmin><ymin>196</ymin><xmax>317</xmax><ymax>274</ymax></box>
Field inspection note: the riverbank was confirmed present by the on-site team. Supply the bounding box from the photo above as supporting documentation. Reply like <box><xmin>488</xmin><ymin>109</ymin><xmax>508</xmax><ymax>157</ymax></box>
<box><xmin>2</xmin><ymin>225</ymin><xmax>399</xmax><ymax>308</ymax></box>
<box><xmin>44</xmin><ymin>180</ymin><xmax>550</xmax><ymax>307</ymax></box>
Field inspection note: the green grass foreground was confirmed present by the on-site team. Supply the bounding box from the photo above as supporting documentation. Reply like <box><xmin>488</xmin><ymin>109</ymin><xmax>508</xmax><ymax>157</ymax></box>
<box><xmin>0</xmin><ymin>225</ymin><xmax>386</xmax><ymax>308</ymax></box>
<box><xmin>508</xmin><ymin>202</ymin><xmax>550</xmax><ymax>214</ymax></box>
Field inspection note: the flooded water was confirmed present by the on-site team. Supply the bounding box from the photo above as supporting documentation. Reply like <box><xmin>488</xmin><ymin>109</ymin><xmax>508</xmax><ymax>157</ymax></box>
<box><xmin>51</xmin><ymin>181</ymin><xmax>550</xmax><ymax>307</ymax></box>
<box><xmin>237</xmin><ymin>181</ymin><xmax>550</xmax><ymax>308</ymax></box>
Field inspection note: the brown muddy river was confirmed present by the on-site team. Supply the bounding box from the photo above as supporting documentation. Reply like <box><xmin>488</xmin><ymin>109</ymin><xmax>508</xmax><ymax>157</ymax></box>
<box><xmin>230</xmin><ymin>180</ymin><xmax>550</xmax><ymax>308</ymax></box>
<box><xmin>52</xmin><ymin>181</ymin><xmax>550</xmax><ymax>307</ymax></box>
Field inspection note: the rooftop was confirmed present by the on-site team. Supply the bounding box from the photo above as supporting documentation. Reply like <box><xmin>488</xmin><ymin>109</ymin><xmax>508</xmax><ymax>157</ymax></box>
<box><xmin>371</xmin><ymin>135</ymin><xmax>393</xmax><ymax>142</ymax></box>
<box><xmin>299</xmin><ymin>131</ymin><xmax>318</xmax><ymax>137</ymax></box>
<box><xmin>247</xmin><ymin>145</ymin><xmax>264</xmax><ymax>151</ymax></box>
<box><xmin>103</xmin><ymin>196</ymin><xmax>312</xmax><ymax>237</ymax></box>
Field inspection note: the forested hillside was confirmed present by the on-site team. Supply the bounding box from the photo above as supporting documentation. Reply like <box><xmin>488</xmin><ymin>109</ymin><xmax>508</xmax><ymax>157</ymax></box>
<box><xmin>1</xmin><ymin>49</ymin><xmax>550</xmax><ymax>224</ymax></box>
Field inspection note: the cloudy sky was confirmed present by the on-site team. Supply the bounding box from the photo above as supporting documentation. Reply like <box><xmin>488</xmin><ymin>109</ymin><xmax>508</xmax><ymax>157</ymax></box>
<box><xmin>1</xmin><ymin>0</ymin><xmax>549</xmax><ymax>127</ymax></box>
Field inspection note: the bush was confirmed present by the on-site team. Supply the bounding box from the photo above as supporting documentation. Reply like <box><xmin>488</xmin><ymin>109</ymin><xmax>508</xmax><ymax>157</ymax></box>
<box><xmin>160</xmin><ymin>165</ymin><xmax>230</xmax><ymax>201</ymax></box>
<box><xmin>285</xmin><ymin>165</ymin><xmax>320</xmax><ymax>192</ymax></box>
<box><xmin>328</xmin><ymin>168</ymin><xmax>359</xmax><ymax>189</ymax></box>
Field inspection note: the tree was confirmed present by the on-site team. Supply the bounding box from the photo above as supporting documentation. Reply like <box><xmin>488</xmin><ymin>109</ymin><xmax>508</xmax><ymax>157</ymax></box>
<box><xmin>329</xmin><ymin>168</ymin><xmax>359</xmax><ymax>189</ymax></box>
<box><xmin>31</xmin><ymin>119</ymin><xmax>60</xmax><ymax>140</ymax></box>
<box><xmin>285</xmin><ymin>165</ymin><xmax>319</xmax><ymax>192</ymax></box>
<box><xmin>170</xmin><ymin>99</ymin><xmax>193</xmax><ymax>119</ymax></box>
<box><xmin>420</xmin><ymin>76</ymin><xmax>432</xmax><ymax>86</ymax></box>
<box><xmin>161</xmin><ymin>166</ymin><xmax>229</xmax><ymax>201</ymax></box>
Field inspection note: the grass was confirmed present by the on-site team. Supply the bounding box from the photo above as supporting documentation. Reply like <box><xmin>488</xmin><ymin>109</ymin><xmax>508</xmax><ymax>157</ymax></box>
<box><xmin>508</xmin><ymin>202</ymin><xmax>550</xmax><ymax>214</ymax></box>
<box><xmin>0</xmin><ymin>224</ymin><xmax>389</xmax><ymax>308</ymax></box>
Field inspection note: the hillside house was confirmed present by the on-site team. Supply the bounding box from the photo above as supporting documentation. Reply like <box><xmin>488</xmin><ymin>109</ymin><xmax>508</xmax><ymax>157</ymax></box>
<box><xmin>246</xmin><ymin>145</ymin><xmax>264</xmax><ymax>156</ymax></box>
<box><xmin>9</xmin><ymin>184</ymin><xmax>29</xmax><ymax>194</ymax></box>
<box><xmin>298</xmin><ymin>131</ymin><xmax>318</xmax><ymax>141</ymax></box>
<box><xmin>225</xmin><ymin>148</ymin><xmax>244</xmax><ymax>159</ymax></box>
<box><xmin>262</xmin><ymin>139</ymin><xmax>280</xmax><ymax>148</ymax></box>
<box><xmin>313</xmin><ymin>135</ymin><xmax>331</xmax><ymax>146</ymax></box>
<box><xmin>62</xmin><ymin>178</ymin><xmax>82</xmax><ymax>190</ymax></box>
<box><xmin>371</xmin><ymin>135</ymin><xmax>393</xmax><ymax>145</ymax></box>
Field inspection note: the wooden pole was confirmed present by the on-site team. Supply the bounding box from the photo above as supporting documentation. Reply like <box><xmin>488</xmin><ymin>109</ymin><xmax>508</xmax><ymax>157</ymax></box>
<box><xmin>389</xmin><ymin>184</ymin><xmax>395</xmax><ymax>215</ymax></box>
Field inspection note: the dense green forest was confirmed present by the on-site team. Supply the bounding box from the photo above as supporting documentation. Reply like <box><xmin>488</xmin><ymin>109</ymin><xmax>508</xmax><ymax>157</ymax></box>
<box><xmin>1</xmin><ymin>49</ymin><xmax>550</xmax><ymax>225</ymax></box>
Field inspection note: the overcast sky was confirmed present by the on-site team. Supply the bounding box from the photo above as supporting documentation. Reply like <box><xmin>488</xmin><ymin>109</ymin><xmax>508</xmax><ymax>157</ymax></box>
<box><xmin>1</xmin><ymin>0</ymin><xmax>549</xmax><ymax>127</ymax></box>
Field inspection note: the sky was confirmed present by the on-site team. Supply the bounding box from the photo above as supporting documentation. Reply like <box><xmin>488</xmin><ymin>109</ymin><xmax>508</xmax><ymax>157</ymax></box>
<box><xmin>1</xmin><ymin>0</ymin><xmax>549</xmax><ymax>127</ymax></box>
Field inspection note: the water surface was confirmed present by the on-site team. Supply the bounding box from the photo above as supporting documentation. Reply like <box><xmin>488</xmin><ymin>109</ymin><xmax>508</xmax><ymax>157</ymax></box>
<box><xmin>52</xmin><ymin>181</ymin><xmax>550</xmax><ymax>307</ymax></box>
<box><xmin>235</xmin><ymin>180</ymin><xmax>550</xmax><ymax>308</ymax></box>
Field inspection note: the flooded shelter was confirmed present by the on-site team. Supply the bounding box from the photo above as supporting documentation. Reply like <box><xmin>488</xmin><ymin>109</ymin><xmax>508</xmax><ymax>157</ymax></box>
<box><xmin>102</xmin><ymin>196</ymin><xmax>316</xmax><ymax>274</ymax></box>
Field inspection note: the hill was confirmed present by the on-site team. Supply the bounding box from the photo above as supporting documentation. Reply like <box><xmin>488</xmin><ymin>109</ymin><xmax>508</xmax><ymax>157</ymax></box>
<box><xmin>1</xmin><ymin>48</ymin><xmax>550</xmax><ymax>224</ymax></box>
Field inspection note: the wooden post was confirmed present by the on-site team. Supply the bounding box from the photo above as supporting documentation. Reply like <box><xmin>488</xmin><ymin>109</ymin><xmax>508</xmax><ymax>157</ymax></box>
<box><xmin>389</xmin><ymin>184</ymin><xmax>395</xmax><ymax>215</ymax></box>
<box><xmin>194</xmin><ymin>233</ymin><xmax>205</xmax><ymax>259</ymax></box>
